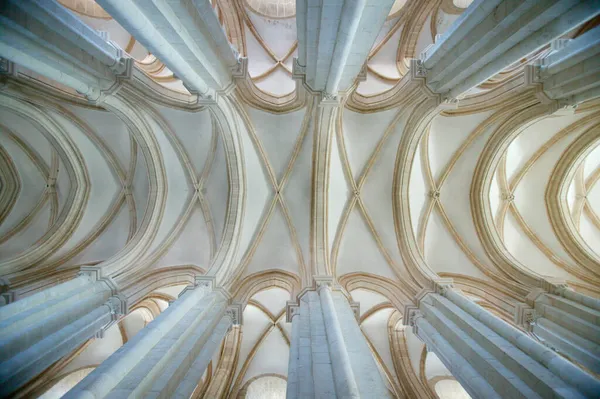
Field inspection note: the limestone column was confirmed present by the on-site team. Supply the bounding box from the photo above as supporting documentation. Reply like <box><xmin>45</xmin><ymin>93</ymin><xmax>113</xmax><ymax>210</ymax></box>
<box><xmin>406</xmin><ymin>282</ymin><xmax>600</xmax><ymax>399</ymax></box>
<box><xmin>0</xmin><ymin>269</ymin><xmax>126</xmax><ymax>397</ymax></box>
<box><xmin>65</xmin><ymin>277</ymin><xmax>242</xmax><ymax>398</ymax></box>
<box><xmin>420</xmin><ymin>0</ymin><xmax>600</xmax><ymax>98</ymax></box>
<box><xmin>515</xmin><ymin>282</ymin><xmax>600</xmax><ymax>374</ymax></box>
<box><xmin>526</xmin><ymin>26</ymin><xmax>600</xmax><ymax>110</ymax></box>
<box><xmin>285</xmin><ymin>309</ymin><xmax>300</xmax><ymax>399</ymax></box>
<box><xmin>286</xmin><ymin>278</ymin><xmax>392</xmax><ymax>398</ymax></box>
<box><xmin>295</xmin><ymin>0</ymin><xmax>395</xmax><ymax>94</ymax></box>
<box><xmin>96</xmin><ymin>0</ymin><xmax>239</xmax><ymax>97</ymax></box>
<box><xmin>0</xmin><ymin>0</ymin><xmax>131</xmax><ymax>103</ymax></box>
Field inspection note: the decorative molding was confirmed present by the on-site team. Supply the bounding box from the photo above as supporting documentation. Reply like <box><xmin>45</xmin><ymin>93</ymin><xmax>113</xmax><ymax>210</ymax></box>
<box><xmin>96</xmin><ymin>294</ymin><xmax>128</xmax><ymax>338</ymax></box>
<box><xmin>514</xmin><ymin>302</ymin><xmax>537</xmax><ymax>332</ymax></box>
<box><xmin>285</xmin><ymin>300</ymin><xmax>300</xmax><ymax>323</ymax></box>
<box><xmin>226</xmin><ymin>302</ymin><xmax>244</xmax><ymax>326</ymax></box>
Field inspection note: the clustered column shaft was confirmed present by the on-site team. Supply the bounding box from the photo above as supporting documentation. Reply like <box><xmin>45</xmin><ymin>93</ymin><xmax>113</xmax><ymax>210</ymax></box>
<box><xmin>0</xmin><ymin>273</ymin><xmax>123</xmax><ymax>397</ymax></box>
<box><xmin>409</xmin><ymin>286</ymin><xmax>600</xmax><ymax>399</ymax></box>
<box><xmin>519</xmin><ymin>284</ymin><xmax>600</xmax><ymax>374</ymax></box>
<box><xmin>286</xmin><ymin>281</ymin><xmax>391</xmax><ymax>399</ymax></box>
<box><xmin>65</xmin><ymin>279</ymin><xmax>238</xmax><ymax>398</ymax></box>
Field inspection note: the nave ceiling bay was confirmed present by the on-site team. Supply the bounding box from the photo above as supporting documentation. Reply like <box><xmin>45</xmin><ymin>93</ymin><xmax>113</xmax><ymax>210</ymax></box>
<box><xmin>0</xmin><ymin>0</ymin><xmax>599</xmax><ymax>398</ymax></box>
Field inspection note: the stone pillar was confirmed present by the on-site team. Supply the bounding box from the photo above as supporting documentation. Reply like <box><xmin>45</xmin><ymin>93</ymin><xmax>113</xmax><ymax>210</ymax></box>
<box><xmin>420</xmin><ymin>0</ymin><xmax>600</xmax><ymax>98</ymax></box>
<box><xmin>515</xmin><ymin>282</ymin><xmax>600</xmax><ymax>374</ymax></box>
<box><xmin>318</xmin><ymin>283</ymin><xmax>360</xmax><ymax>398</ymax></box>
<box><xmin>65</xmin><ymin>277</ymin><xmax>242</xmax><ymax>399</ymax></box>
<box><xmin>0</xmin><ymin>0</ymin><xmax>131</xmax><ymax>103</ymax></box>
<box><xmin>0</xmin><ymin>269</ymin><xmax>125</xmax><ymax>397</ymax></box>
<box><xmin>96</xmin><ymin>0</ymin><xmax>239</xmax><ymax>97</ymax></box>
<box><xmin>295</xmin><ymin>0</ymin><xmax>394</xmax><ymax>93</ymax></box>
<box><xmin>286</xmin><ymin>277</ymin><xmax>392</xmax><ymax>398</ymax></box>
<box><xmin>285</xmin><ymin>309</ymin><xmax>300</xmax><ymax>399</ymax></box>
<box><xmin>406</xmin><ymin>283</ymin><xmax>600</xmax><ymax>399</ymax></box>
<box><xmin>526</xmin><ymin>25</ymin><xmax>600</xmax><ymax>110</ymax></box>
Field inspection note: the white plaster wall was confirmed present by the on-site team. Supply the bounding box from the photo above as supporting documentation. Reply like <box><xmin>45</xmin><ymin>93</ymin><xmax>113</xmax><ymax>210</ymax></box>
<box><xmin>133</xmin><ymin>144</ymin><xmax>149</xmax><ymax>232</ymax></box>
<box><xmin>245</xmin><ymin>25</ymin><xmax>274</xmax><ymax>78</ymax></box>
<box><xmin>156</xmin><ymin>206</ymin><xmax>211</xmax><ymax>269</ymax></box>
<box><xmin>47</xmin><ymin>111</ymin><xmax>120</xmax><ymax>259</ymax></box>
<box><xmin>205</xmin><ymin>131</ymin><xmax>229</xmax><ymax>248</ymax></box>
<box><xmin>414</xmin><ymin>15</ymin><xmax>433</xmax><ymax>59</ymax></box>
<box><xmin>328</xmin><ymin>132</ymin><xmax>351</xmax><ymax>249</ymax></box>
<box><xmin>282</xmin><ymin>116</ymin><xmax>313</xmax><ymax>267</ymax></box>
<box><xmin>351</xmin><ymin>289</ymin><xmax>388</xmax><ymax>317</ymax></box>
<box><xmin>336</xmin><ymin>207</ymin><xmax>399</xmax><ymax>280</ymax></box>
<box><xmin>437</xmin><ymin>115</ymin><xmax>498</xmax><ymax>268</ymax></box>
<box><xmin>503</xmin><ymin>211</ymin><xmax>574</xmax><ymax>280</ymax></box>
<box><xmin>142</xmin><ymin>115</ymin><xmax>190</xmax><ymax>256</ymax></box>
<box><xmin>0</xmin><ymin>204</ymin><xmax>50</xmax><ymax>258</ymax></box>
<box><xmin>234</xmin><ymin>304</ymin><xmax>272</xmax><ymax>380</ymax></box>
<box><xmin>361</xmin><ymin>308</ymin><xmax>397</xmax><ymax>384</ymax></box>
<box><xmin>252</xmin><ymin>287</ymin><xmax>289</xmax><ymax>316</ymax></box>
<box><xmin>435</xmin><ymin>11</ymin><xmax>460</xmax><ymax>37</ymax></box>
<box><xmin>409</xmin><ymin>140</ymin><xmax>427</xmax><ymax>237</ymax></box>
<box><xmin>356</xmin><ymin>72</ymin><xmax>397</xmax><ymax>96</ymax></box>
<box><xmin>424</xmin><ymin>211</ymin><xmax>489</xmax><ymax>279</ymax></box>
<box><xmin>246</xmin><ymin>11</ymin><xmax>296</xmax><ymax>60</ymax></box>
<box><xmin>65</xmin><ymin>203</ymin><xmax>129</xmax><ymax>266</ymax></box>
<box><xmin>404</xmin><ymin>327</ymin><xmax>424</xmax><ymax>377</ymax></box>
<box><xmin>0</xmin><ymin>110</ymin><xmax>49</xmax><ymax>237</ymax></box>
<box><xmin>368</xmin><ymin>26</ymin><xmax>403</xmax><ymax>80</ymax></box>
<box><xmin>238</xmin><ymin>113</ymin><xmax>271</xmax><ymax>257</ymax></box>
<box><xmin>242</xmin><ymin>329</ymin><xmax>289</xmax><ymax>385</ymax></box>
<box><xmin>255</xmin><ymin>67</ymin><xmax>296</xmax><ymax>96</ymax></box>
<box><xmin>513</xmin><ymin>128</ymin><xmax>581</xmax><ymax>265</ymax></box>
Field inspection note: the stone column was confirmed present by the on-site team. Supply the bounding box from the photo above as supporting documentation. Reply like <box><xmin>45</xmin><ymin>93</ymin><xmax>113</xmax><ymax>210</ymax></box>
<box><xmin>0</xmin><ymin>269</ymin><xmax>125</xmax><ymax>397</ymax></box>
<box><xmin>96</xmin><ymin>0</ymin><xmax>239</xmax><ymax>97</ymax></box>
<box><xmin>516</xmin><ymin>282</ymin><xmax>600</xmax><ymax>374</ymax></box>
<box><xmin>406</xmin><ymin>282</ymin><xmax>600</xmax><ymax>399</ymax></box>
<box><xmin>318</xmin><ymin>283</ymin><xmax>360</xmax><ymax>398</ymax></box>
<box><xmin>420</xmin><ymin>0</ymin><xmax>600</xmax><ymax>98</ymax></box>
<box><xmin>526</xmin><ymin>26</ymin><xmax>600</xmax><ymax>109</ymax></box>
<box><xmin>295</xmin><ymin>0</ymin><xmax>394</xmax><ymax>93</ymax></box>
<box><xmin>0</xmin><ymin>0</ymin><xmax>131</xmax><ymax>103</ymax></box>
<box><xmin>285</xmin><ymin>309</ymin><xmax>300</xmax><ymax>399</ymax></box>
<box><xmin>65</xmin><ymin>277</ymin><xmax>242</xmax><ymax>399</ymax></box>
<box><xmin>286</xmin><ymin>277</ymin><xmax>392</xmax><ymax>398</ymax></box>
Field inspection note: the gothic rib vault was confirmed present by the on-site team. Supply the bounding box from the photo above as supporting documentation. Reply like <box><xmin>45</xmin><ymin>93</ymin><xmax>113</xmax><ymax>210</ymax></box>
<box><xmin>0</xmin><ymin>0</ymin><xmax>599</xmax><ymax>398</ymax></box>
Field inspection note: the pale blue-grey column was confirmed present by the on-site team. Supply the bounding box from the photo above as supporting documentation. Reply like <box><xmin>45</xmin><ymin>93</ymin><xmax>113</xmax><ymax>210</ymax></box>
<box><xmin>409</xmin><ymin>285</ymin><xmax>600</xmax><ymax>398</ymax></box>
<box><xmin>0</xmin><ymin>272</ymin><xmax>124</xmax><ymax>397</ymax></box>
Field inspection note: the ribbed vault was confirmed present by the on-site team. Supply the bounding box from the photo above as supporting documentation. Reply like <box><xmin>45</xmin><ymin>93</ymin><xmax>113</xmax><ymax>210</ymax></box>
<box><xmin>1</xmin><ymin>0</ymin><xmax>599</xmax><ymax>398</ymax></box>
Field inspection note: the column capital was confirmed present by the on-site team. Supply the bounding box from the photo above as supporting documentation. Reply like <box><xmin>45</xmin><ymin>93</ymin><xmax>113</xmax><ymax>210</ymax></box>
<box><xmin>179</xmin><ymin>275</ymin><xmax>215</xmax><ymax>298</ymax></box>
<box><xmin>0</xmin><ymin>277</ymin><xmax>14</xmax><ymax>306</ymax></box>
<box><xmin>178</xmin><ymin>275</ymin><xmax>232</xmax><ymax>301</ymax></box>
<box><xmin>96</xmin><ymin>294</ymin><xmax>128</xmax><ymax>338</ymax></box>
<box><xmin>286</xmin><ymin>300</ymin><xmax>300</xmax><ymax>323</ymax></box>
<box><xmin>402</xmin><ymin>305</ymin><xmax>423</xmax><ymax>331</ymax></box>
<box><xmin>85</xmin><ymin>58</ymin><xmax>133</xmax><ymax>106</ymax></box>
<box><xmin>226</xmin><ymin>302</ymin><xmax>243</xmax><ymax>326</ymax></box>
<box><xmin>541</xmin><ymin>279</ymin><xmax>569</xmax><ymax>295</ymax></box>
<box><xmin>79</xmin><ymin>266</ymin><xmax>119</xmax><ymax>295</ymax></box>
<box><xmin>313</xmin><ymin>275</ymin><xmax>336</xmax><ymax>289</ymax></box>
<box><xmin>230</xmin><ymin>57</ymin><xmax>248</xmax><ymax>79</ymax></box>
<box><xmin>433</xmin><ymin>278</ymin><xmax>454</xmax><ymax>295</ymax></box>
<box><xmin>513</xmin><ymin>302</ymin><xmax>537</xmax><ymax>332</ymax></box>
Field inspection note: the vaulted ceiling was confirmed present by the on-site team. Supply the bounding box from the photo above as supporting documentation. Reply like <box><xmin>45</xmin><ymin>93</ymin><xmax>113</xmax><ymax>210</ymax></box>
<box><xmin>1</xmin><ymin>0</ymin><xmax>599</xmax><ymax>397</ymax></box>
